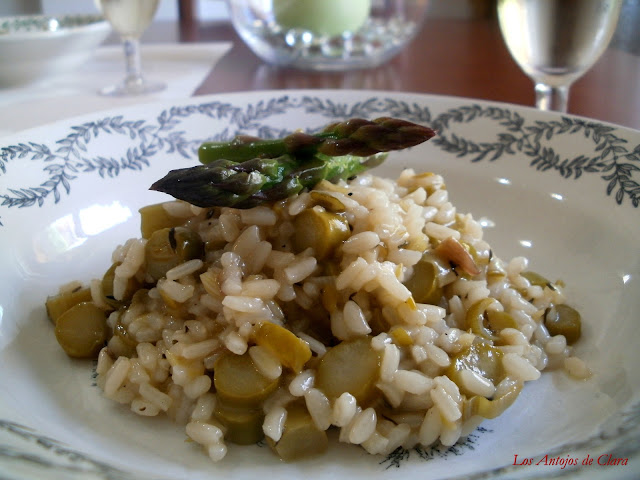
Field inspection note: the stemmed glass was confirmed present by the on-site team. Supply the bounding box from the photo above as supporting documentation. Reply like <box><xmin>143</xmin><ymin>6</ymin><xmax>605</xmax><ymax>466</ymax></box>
<box><xmin>497</xmin><ymin>0</ymin><xmax>622</xmax><ymax>112</ymax></box>
<box><xmin>98</xmin><ymin>0</ymin><xmax>165</xmax><ymax>96</ymax></box>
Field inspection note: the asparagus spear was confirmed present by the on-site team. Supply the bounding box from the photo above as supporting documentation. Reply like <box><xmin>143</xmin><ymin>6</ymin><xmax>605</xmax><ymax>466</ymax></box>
<box><xmin>150</xmin><ymin>153</ymin><xmax>387</xmax><ymax>209</ymax></box>
<box><xmin>198</xmin><ymin>117</ymin><xmax>436</xmax><ymax>163</ymax></box>
<box><xmin>151</xmin><ymin>117</ymin><xmax>436</xmax><ymax>208</ymax></box>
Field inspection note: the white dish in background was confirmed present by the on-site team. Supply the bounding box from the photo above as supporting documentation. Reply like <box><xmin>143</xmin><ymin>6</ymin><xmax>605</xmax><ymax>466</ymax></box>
<box><xmin>0</xmin><ymin>14</ymin><xmax>110</xmax><ymax>87</ymax></box>
<box><xmin>0</xmin><ymin>90</ymin><xmax>638</xmax><ymax>479</ymax></box>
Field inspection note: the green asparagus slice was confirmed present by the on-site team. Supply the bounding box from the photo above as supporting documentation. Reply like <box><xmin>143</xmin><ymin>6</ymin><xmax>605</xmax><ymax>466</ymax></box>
<box><xmin>150</xmin><ymin>153</ymin><xmax>387</xmax><ymax>209</ymax></box>
<box><xmin>198</xmin><ymin>117</ymin><xmax>436</xmax><ymax>163</ymax></box>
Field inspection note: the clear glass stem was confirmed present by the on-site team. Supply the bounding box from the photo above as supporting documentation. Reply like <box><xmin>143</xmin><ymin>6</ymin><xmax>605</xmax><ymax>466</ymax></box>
<box><xmin>534</xmin><ymin>83</ymin><xmax>570</xmax><ymax>113</ymax></box>
<box><xmin>122</xmin><ymin>37</ymin><xmax>145</xmax><ymax>89</ymax></box>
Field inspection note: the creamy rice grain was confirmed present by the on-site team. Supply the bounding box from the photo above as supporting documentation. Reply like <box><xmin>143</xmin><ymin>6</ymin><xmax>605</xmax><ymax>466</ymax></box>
<box><xmin>263</xmin><ymin>406</ymin><xmax>287</xmax><ymax>441</ymax></box>
<box><xmin>348</xmin><ymin>408</ymin><xmax>377</xmax><ymax>444</ymax></box>
<box><xmin>305</xmin><ymin>388</ymin><xmax>332</xmax><ymax>431</ymax></box>
<box><xmin>503</xmin><ymin>353</ymin><xmax>542</xmax><ymax>381</ymax></box>
<box><xmin>332</xmin><ymin>392</ymin><xmax>357</xmax><ymax>427</ymax></box>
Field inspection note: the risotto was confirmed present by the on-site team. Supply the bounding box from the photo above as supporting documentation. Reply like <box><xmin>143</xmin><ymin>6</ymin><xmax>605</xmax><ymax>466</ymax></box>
<box><xmin>47</xmin><ymin>163</ymin><xmax>587</xmax><ymax>462</ymax></box>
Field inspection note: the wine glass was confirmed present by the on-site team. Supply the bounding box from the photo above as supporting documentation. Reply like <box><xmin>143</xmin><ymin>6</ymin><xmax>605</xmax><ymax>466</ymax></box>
<box><xmin>497</xmin><ymin>0</ymin><xmax>622</xmax><ymax>112</ymax></box>
<box><xmin>98</xmin><ymin>0</ymin><xmax>165</xmax><ymax>96</ymax></box>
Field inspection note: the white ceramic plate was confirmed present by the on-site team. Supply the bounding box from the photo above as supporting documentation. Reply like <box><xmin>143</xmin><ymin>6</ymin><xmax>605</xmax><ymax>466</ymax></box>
<box><xmin>1</xmin><ymin>90</ymin><xmax>639</xmax><ymax>480</ymax></box>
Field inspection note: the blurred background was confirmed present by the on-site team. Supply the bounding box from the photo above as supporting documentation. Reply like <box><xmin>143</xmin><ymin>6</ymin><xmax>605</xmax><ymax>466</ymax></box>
<box><xmin>2</xmin><ymin>0</ymin><xmax>493</xmax><ymax>21</ymax></box>
<box><xmin>2</xmin><ymin>0</ymin><xmax>637</xmax><ymax>54</ymax></box>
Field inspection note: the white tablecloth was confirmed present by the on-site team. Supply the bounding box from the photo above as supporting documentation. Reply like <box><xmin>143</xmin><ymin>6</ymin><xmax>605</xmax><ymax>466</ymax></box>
<box><xmin>0</xmin><ymin>42</ymin><xmax>233</xmax><ymax>137</ymax></box>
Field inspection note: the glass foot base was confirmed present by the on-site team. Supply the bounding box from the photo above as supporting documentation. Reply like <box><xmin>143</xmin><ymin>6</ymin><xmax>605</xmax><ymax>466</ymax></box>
<box><xmin>99</xmin><ymin>79</ymin><xmax>166</xmax><ymax>97</ymax></box>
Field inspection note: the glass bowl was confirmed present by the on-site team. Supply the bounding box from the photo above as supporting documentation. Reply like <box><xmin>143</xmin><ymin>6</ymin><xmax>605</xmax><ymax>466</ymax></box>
<box><xmin>227</xmin><ymin>0</ymin><xmax>430</xmax><ymax>71</ymax></box>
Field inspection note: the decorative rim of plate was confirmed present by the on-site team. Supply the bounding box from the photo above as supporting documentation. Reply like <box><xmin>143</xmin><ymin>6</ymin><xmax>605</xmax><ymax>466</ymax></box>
<box><xmin>1</xmin><ymin>91</ymin><xmax>638</xmax><ymax>230</ymax></box>
<box><xmin>0</xmin><ymin>91</ymin><xmax>639</xmax><ymax>479</ymax></box>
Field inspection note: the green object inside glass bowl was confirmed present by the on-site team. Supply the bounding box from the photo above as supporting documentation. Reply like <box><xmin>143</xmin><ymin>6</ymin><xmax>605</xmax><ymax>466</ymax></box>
<box><xmin>273</xmin><ymin>0</ymin><xmax>372</xmax><ymax>37</ymax></box>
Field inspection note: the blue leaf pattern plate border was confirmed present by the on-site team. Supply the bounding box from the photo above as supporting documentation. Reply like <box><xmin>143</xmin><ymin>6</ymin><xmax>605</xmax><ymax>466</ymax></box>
<box><xmin>2</xmin><ymin>94</ymin><xmax>638</xmax><ymax>223</ymax></box>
